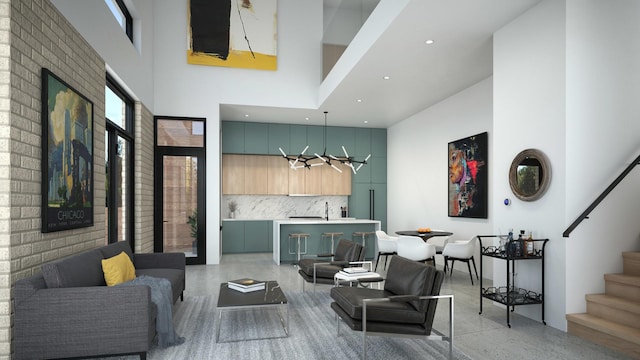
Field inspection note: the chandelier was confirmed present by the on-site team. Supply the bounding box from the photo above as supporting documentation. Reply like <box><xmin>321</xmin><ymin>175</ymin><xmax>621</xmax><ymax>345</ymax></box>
<box><xmin>278</xmin><ymin>111</ymin><xmax>371</xmax><ymax>174</ymax></box>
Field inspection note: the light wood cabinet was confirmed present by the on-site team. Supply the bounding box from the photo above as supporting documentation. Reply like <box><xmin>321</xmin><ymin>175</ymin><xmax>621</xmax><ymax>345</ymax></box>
<box><xmin>222</xmin><ymin>154</ymin><xmax>245</xmax><ymax>194</ymax></box>
<box><xmin>223</xmin><ymin>154</ymin><xmax>351</xmax><ymax>195</ymax></box>
<box><xmin>245</xmin><ymin>155</ymin><xmax>268</xmax><ymax>194</ymax></box>
<box><xmin>288</xmin><ymin>166</ymin><xmax>306</xmax><ymax>194</ymax></box>
<box><xmin>267</xmin><ymin>156</ymin><xmax>289</xmax><ymax>195</ymax></box>
<box><xmin>322</xmin><ymin>162</ymin><xmax>351</xmax><ymax>195</ymax></box>
<box><xmin>288</xmin><ymin>158</ymin><xmax>323</xmax><ymax>195</ymax></box>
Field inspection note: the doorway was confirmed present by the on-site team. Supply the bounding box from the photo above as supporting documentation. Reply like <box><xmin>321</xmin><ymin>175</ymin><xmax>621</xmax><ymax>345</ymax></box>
<box><xmin>154</xmin><ymin>117</ymin><xmax>206</xmax><ymax>265</ymax></box>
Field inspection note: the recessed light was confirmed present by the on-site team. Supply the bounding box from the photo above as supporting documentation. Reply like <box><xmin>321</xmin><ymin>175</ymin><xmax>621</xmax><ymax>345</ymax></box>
<box><xmin>244</xmin><ymin>114</ymin><xmax>249</xmax><ymax>117</ymax></box>
<box><xmin>305</xmin><ymin>117</ymin><xmax>310</xmax><ymax>120</ymax></box>
<box><xmin>382</xmin><ymin>76</ymin><xmax>390</xmax><ymax>80</ymax></box>
<box><xmin>363</xmin><ymin>120</ymin><xmax>368</xmax><ymax>124</ymax></box>
<box><xmin>425</xmin><ymin>39</ymin><xmax>434</xmax><ymax>45</ymax></box>
<box><xmin>356</xmin><ymin>99</ymin><xmax>362</xmax><ymax>103</ymax></box>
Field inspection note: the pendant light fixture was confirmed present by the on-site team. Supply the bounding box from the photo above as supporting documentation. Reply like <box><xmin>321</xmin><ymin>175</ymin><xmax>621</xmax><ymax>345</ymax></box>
<box><xmin>278</xmin><ymin>111</ymin><xmax>370</xmax><ymax>174</ymax></box>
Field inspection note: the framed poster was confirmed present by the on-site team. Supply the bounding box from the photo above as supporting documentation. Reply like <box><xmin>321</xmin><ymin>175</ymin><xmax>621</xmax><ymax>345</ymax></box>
<box><xmin>448</xmin><ymin>132</ymin><xmax>488</xmax><ymax>218</ymax></box>
<box><xmin>187</xmin><ymin>0</ymin><xmax>277</xmax><ymax>70</ymax></box>
<box><xmin>41</xmin><ymin>68</ymin><xmax>94</xmax><ymax>232</ymax></box>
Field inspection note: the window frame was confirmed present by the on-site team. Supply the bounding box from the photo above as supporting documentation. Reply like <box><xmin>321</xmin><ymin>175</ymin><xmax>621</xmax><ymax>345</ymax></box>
<box><xmin>106</xmin><ymin>0</ymin><xmax>133</xmax><ymax>42</ymax></box>
<box><xmin>105</xmin><ymin>75</ymin><xmax>135</xmax><ymax>245</ymax></box>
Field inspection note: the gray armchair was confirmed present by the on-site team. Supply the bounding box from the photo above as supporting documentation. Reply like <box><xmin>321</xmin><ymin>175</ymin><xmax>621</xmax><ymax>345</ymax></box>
<box><xmin>330</xmin><ymin>255</ymin><xmax>453</xmax><ymax>360</ymax></box>
<box><xmin>298</xmin><ymin>239</ymin><xmax>366</xmax><ymax>294</ymax></box>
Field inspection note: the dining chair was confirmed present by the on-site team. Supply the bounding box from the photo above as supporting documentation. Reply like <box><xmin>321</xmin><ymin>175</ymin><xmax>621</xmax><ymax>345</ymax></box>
<box><xmin>428</xmin><ymin>230</ymin><xmax>451</xmax><ymax>271</ymax></box>
<box><xmin>442</xmin><ymin>237</ymin><xmax>479</xmax><ymax>285</ymax></box>
<box><xmin>374</xmin><ymin>230</ymin><xmax>398</xmax><ymax>271</ymax></box>
<box><xmin>396</xmin><ymin>235</ymin><xmax>436</xmax><ymax>266</ymax></box>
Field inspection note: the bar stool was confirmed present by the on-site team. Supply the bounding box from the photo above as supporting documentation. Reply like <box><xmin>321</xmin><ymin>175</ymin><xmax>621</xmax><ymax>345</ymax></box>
<box><xmin>352</xmin><ymin>231</ymin><xmax>375</xmax><ymax>248</ymax></box>
<box><xmin>288</xmin><ymin>233</ymin><xmax>309</xmax><ymax>266</ymax></box>
<box><xmin>321</xmin><ymin>232</ymin><xmax>343</xmax><ymax>257</ymax></box>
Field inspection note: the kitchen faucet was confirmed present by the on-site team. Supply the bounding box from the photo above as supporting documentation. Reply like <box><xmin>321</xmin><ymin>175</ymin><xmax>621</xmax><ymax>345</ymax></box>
<box><xmin>325</xmin><ymin>202</ymin><xmax>329</xmax><ymax>221</ymax></box>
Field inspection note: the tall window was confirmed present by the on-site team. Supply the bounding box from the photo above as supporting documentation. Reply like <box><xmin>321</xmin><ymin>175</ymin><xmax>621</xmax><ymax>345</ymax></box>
<box><xmin>105</xmin><ymin>75</ymin><xmax>134</xmax><ymax>244</ymax></box>
<box><xmin>105</xmin><ymin>0</ymin><xmax>133</xmax><ymax>42</ymax></box>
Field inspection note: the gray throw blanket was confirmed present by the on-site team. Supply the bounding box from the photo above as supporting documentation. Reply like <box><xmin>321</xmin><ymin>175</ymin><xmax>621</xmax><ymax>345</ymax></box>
<box><xmin>117</xmin><ymin>275</ymin><xmax>185</xmax><ymax>347</ymax></box>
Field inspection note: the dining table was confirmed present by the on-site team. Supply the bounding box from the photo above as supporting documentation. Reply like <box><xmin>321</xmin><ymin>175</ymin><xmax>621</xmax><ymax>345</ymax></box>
<box><xmin>395</xmin><ymin>230</ymin><xmax>453</xmax><ymax>242</ymax></box>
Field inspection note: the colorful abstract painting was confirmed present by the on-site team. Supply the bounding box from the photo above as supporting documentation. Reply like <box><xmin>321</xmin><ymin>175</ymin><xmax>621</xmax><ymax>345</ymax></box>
<box><xmin>187</xmin><ymin>0</ymin><xmax>277</xmax><ymax>70</ymax></box>
<box><xmin>448</xmin><ymin>132</ymin><xmax>488</xmax><ymax>218</ymax></box>
<box><xmin>41</xmin><ymin>68</ymin><xmax>94</xmax><ymax>232</ymax></box>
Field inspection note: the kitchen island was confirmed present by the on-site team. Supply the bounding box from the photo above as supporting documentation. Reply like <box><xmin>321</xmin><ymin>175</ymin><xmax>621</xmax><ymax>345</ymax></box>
<box><xmin>272</xmin><ymin>219</ymin><xmax>381</xmax><ymax>264</ymax></box>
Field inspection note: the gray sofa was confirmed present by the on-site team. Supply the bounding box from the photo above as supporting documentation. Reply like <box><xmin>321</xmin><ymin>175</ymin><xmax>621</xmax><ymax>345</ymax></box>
<box><xmin>13</xmin><ymin>241</ymin><xmax>185</xmax><ymax>360</ymax></box>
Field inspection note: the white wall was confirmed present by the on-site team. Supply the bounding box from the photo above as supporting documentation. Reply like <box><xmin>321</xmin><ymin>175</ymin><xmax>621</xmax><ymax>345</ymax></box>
<box><xmin>387</xmin><ymin>78</ymin><xmax>494</xmax><ymax>275</ymax></box>
<box><xmin>52</xmin><ymin>0</ymin><xmax>323</xmax><ymax>264</ymax></box>
<box><xmin>52</xmin><ymin>0</ymin><xmax>154</xmax><ymax>104</ymax></box>
<box><xmin>493</xmin><ymin>0</ymin><xmax>567</xmax><ymax>330</ymax></box>
<box><xmin>564</xmin><ymin>0</ymin><xmax>640</xmax><ymax>315</ymax></box>
<box><xmin>152</xmin><ymin>0</ymin><xmax>323</xmax><ymax>264</ymax></box>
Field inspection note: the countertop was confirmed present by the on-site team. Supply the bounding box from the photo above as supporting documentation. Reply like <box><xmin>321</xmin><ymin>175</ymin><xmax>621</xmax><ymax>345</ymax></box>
<box><xmin>223</xmin><ymin>218</ymin><xmax>361</xmax><ymax>222</ymax></box>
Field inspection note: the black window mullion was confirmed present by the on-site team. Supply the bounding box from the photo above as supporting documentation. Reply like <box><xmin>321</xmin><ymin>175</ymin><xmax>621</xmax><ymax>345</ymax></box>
<box><xmin>105</xmin><ymin>76</ymin><xmax>134</xmax><ymax>248</ymax></box>
<box><xmin>115</xmin><ymin>0</ymin><xmax>133</xmax><ymax>42</ymax></box>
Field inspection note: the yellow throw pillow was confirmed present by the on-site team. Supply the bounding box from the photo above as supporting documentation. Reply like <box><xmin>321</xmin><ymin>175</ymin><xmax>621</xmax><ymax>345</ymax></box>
<box><xmin>102</xmin><ymin>251</ymin><xmax>136</xmax><ymax>286</ymax></box>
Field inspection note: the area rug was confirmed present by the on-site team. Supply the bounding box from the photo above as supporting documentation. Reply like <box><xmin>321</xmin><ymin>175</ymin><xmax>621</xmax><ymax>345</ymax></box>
<box><xmin>140</xmin><ymin>290</ymin><xmax>472</xmax><ymax>360</ymax></box>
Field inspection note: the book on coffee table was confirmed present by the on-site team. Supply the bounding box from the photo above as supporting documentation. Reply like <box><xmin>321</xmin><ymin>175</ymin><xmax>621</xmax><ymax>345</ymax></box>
<box><xmin>228</xmin><ymin>278</ymin><xmax>264</xmax><ymax>287</ymax></box>
<box><xmin>228</xmin><ymin>278</ymin><xmax>266</xmax><ymax>292</ymax></box>
<box><xmin>228</xmin><ymin>283</ymin><xmax>265</xmax><ymax>293</ymax></box>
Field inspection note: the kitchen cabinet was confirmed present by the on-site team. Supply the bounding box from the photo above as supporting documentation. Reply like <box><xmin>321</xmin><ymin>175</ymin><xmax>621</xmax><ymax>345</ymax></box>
<box><xmin>268</xmin><ymin>123</ymin><xmax>290</xmax><ymax>155</ymax></box>
<box><xmin>306</xmin><ymin>125</ymin><xmax>325</xmax><ymax>155</ymax></box>
<box><xmin>221</xmin><ymin>122</ymin><xmax>245</xmax><ymax>153</ymax></box>
<box><xmin>222</xmin><ymin>220</ymin><xmax>272</xmax><ymax>254</ymax></box>
<box><xmin>267</xmin><ymin>156</ymin><xmax>289</xmax><ymax>194</ymax></box>
<box><xmin>223</xmin><ymin>154</ymin><xmax>351</xmax><ymax>195</ymax></box>
<box><xmin>289</xmin><ymin>125</ymin><xmax>308</xmax><ymax>154</ymax></box>
<box><xmin>244</xmin><ymin>221</ymin><xmax>272</xmax><ymax>252</ymax></box>
<box><xmin>222</xmin><ymin>154</ymin><xmax>245</xmax><ymax>194</ymax></box>
<box><xmin>221</xmin><ymin>221</ymin><xmax>244</xmax><ymax>253</ymax></box>
<box><xmin>244</xmin><ymin>155</ymin><xmax>268</xmax><ymax>194</ymax></box>
<box><xmin>288</xmin><ymin>158</ymin><xmax>323</xmax><ymax>195</ymax></box>
<box><xmin>244</xmin><ymin>123</ymin><xmax>269</xmax><ymax>154</ymax></box>
<box><xmin>321</xmin><ymin>162</ymin><xmax>351</xmax><ymax>195</ymax></box>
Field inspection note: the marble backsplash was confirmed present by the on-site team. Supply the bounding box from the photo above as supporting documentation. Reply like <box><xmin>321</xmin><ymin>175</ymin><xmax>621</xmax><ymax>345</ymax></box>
<box><xmin>221</xmin><ymin>195</ymin><xmax>350</xmax><ymax>220</ymax></box>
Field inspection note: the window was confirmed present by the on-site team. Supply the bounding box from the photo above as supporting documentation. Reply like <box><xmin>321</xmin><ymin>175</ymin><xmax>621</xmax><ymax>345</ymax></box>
<box><xmin>105</xmin><ymin>75</ymin><xmax>134</xmax><ymax>245</ymax></box>
<box><xmin>105</xmin><ymin>0</ymin><xmax>133</xmax><ymax>42</ymax></box>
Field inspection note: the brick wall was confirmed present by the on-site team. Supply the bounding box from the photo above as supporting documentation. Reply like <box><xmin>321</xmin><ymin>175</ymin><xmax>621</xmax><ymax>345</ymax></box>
<box><xmin>135</xmin><ymin>103</ymin><xmax>154</xmax><ymax>254</ymax></box>
<box><xmin>1</xmin><ymin>1</ymin><xmax>156</xmax><ymax>356</ymax></box>
<box><xmin>7</xmin><ymin>0</ymin><xmax>101</xmax><ymax>357</ymax></box>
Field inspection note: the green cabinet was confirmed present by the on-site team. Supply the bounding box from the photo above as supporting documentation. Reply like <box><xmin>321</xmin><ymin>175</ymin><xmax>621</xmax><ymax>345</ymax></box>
<box><xmin>244</xmin><ymin>221</ymin><xmax>272</xmax><ymax>252</ymax></box>
<box><xmin>268</xmin><ymin>124</ymin><xmax>290</xmax><ymax>155</ymax></box>
<box><xmin>244</xmin><ymin>123</ymin><xmax>269</xmax><ymax>154</ymax></box>
<box><xmin>222</xmin><ymin>221</ymin><xmax>244</xmax><ymax>253</ymax></box>
<box><xmin>371</xmin><ymin>128</ymin><xmax>387</xmax><ymax>157</ymax></box>
<box><xmin>222</xmin><ymin>220</ymin><xmax>272</xmax><ymax>254</ymax></box>
<box><xmin>325</xmin><ymin>126</ymin><xmax>355</xmax><ymax>156</ymax></box>
<box><xmin>221</xmin><ymin>122</ymin><xmax>245</xmax><ymax>153</ymax></box>
<box><xmin>289</xmin><ymin>125</ymin><xmax>308</xmax><ymax>154</ymax></box>
<box><xmin>220</xmin><ymin>120</ymin><xmax>388</xmax><ymax>231</ymax></box>
<box><xmin>306</xmin><ymin>125</ymin><xmax>325</xmax><ymax>155</ymax></box>
<box><xmin>354</xmin><ymin>128</ymin><xmax>372</xmax><ymax>157</ymax></box>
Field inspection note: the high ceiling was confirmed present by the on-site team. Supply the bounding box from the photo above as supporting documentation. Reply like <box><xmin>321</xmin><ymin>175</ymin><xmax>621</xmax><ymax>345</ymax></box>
<box><xmin>220</xmin><ymin>0</ymin><xmax>541</xmax><ymax>129</ymax></box>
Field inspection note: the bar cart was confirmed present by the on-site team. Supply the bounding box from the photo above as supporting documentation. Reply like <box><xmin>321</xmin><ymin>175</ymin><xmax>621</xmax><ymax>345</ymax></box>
<box><xmin>477</xmin><ymin>235</ymin><xmax>549</xmax><ymax>328</ymax></box>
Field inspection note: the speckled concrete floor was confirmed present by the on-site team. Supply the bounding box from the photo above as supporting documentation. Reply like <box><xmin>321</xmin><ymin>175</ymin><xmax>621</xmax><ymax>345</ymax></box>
<box><xmin>185</xmin><ymin>253</ymin><xmax>631</xmax><ymax>360</ymax></box>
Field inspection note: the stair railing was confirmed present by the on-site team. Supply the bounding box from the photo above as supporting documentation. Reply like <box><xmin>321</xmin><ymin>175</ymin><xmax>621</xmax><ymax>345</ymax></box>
<box><xmin>563</xmin><ymin>153</ymin><xmax>640</xmax><ymax>237</ymax></box>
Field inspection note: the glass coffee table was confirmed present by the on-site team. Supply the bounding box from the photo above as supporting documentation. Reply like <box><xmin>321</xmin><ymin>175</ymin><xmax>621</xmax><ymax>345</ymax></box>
<box><xmin>216</xmin><ymin>280</ymin><xmax>288</xmax><ymax>343</ymax></box>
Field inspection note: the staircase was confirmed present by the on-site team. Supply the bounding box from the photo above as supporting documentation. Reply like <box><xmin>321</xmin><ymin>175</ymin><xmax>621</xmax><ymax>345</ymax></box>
<box><xmin>566</xmin><ymin>252</ymin><xmax>640</xmax><ymax>359</ymax></box>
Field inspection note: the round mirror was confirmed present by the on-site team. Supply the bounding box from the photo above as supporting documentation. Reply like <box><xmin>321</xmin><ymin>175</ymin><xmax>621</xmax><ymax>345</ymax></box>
<box><xmin>509</xmin><ymin>149</ymin><xmax>551</xmax><ymax>201</ymax></box>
